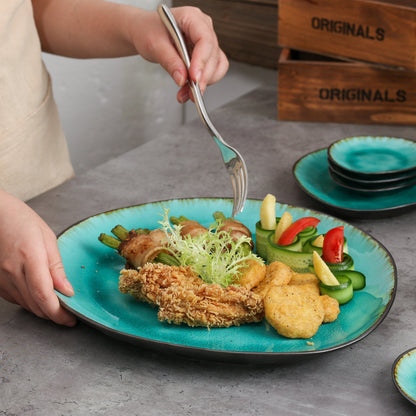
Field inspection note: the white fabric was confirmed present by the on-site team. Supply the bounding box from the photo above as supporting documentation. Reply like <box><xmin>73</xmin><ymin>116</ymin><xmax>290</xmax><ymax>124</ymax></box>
<box><xmin>0</xmin><ymin>0</ymin><xmax>74</xmax><ymax>201</ymax></box>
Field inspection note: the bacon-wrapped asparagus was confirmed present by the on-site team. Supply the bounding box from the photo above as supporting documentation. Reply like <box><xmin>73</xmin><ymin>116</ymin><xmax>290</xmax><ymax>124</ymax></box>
<box><xmin>213</xmin><ymin>211</ymin><xmax>254</xmax><ymax>249</ymax></box>
<box><xmin>169</xmin><ymin>216</ymin><xmax>208</xmax><ymax>238</ymax></box>
<box><xmin>99</xmin><ymin>212</ymin><xmax>253</xmax><ymax>270</ymax></box>
<box><xmin>99</xmin><ymin>226</ymin><xmax>178</xmax><ymax>268</ymax></box>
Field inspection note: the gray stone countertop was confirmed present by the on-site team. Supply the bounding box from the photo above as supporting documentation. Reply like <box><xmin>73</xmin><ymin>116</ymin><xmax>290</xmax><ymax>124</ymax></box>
<box><xmin>2</xmin><ymin>86</ymin><xmax>416</xmax><ymax>415</ymax></box>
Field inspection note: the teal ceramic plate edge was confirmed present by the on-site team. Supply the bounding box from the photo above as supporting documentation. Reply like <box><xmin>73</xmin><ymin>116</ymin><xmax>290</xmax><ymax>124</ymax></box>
<box><xmin>392</xmin><ymin>348</ymin><xmax>416</xmax><ymax>406</ymax></box>
<box><xmin>56</xmin><ymin>198</ymin><xmax>397</xmax><ymax>363</ymax></box>
<box><xmin>328</xmin><ymin>160</ymin><xmax>416</xmax><ymax>187</ymax></box>
<box><xmin>293</xmin><ymin>149</ymin><xmax>416</xmax><ymax>218</ymax></box>
<box><xmin>328</xmin><ymin>136</ymin><xmax>416</xmax><ymax>178</ymax></box>
<box><xmin>328</xmin><ymin>168</ymin><xmax>416</xmax><ymax>193</ymax></box>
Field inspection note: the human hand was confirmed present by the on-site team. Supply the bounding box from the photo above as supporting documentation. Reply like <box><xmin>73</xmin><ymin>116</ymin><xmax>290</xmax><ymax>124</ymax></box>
<box><xmin>130</xmin><ymin>6</ymin><xmax>229</xmax><ymax>103</ymax></box>
<box><xmin>0</xmin><ymin>189</ymin><xmax>76</xmax><ymax>326</ymax></box>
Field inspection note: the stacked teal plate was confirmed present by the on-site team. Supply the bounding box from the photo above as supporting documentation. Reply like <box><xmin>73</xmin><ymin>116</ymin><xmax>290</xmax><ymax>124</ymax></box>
<box><xmin>328</xmin><ymin>164</ymin><xmax>416</xmax><ymax>193</ymax></box>
<box><xmin>293</xmin><ymin>146</ymin><xmax>416</xmax><ymax>218</ymax></box>
<box><xmin>327</xmin><ymin>136</ymin><xmax>416</xmax><ymax>192</ymax></box>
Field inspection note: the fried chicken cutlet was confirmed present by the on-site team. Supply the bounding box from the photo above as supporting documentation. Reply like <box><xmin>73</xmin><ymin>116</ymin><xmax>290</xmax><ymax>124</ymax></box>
<box><xmin>119</xmin><ymin>263</ymin><xmax>264</xmax><ymax>328</ymax></box>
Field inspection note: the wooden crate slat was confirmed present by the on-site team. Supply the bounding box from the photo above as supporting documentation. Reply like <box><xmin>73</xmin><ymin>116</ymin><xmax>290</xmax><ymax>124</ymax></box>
<box><xmin>278</xmin><ymin>49</ymin><xmax>416</xmax><ymax>125</ymax></box>
<box><xmin>172</xmin><ymin>0</ymin><xmax>279</xmax><ymax>68</ymax></box>
<box><xmin>278</xmin><ymin>0</ymin><xmax>416</xmax><ymax>71</ymax></box>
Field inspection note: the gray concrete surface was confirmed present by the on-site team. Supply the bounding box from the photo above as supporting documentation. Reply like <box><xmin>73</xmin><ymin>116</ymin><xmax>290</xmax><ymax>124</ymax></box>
<box><xmin>1</xmin><ymin>86</ymin><xmax>416</xmax><ymax>415</ymax></box>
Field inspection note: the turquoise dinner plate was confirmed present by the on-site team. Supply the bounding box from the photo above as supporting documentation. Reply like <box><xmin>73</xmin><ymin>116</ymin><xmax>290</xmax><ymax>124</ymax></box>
<box><xmin>57</xmin><ymin>198</ymin><xmax>396</xmax><ymax>363</ymax></box>
<box><xmin>293</xmin><ymin>149</ymin><xmax>416</xmax><ymax>218</ymax></box>
<box><xmin>328</xmin><ymin>136</ymin><xmax>416</xmax><ymax>179</ymax></box>
<box><xmin>393</xmin><ymin>348</ymin><xmax>416</xmax><ymax>406</ymax></box>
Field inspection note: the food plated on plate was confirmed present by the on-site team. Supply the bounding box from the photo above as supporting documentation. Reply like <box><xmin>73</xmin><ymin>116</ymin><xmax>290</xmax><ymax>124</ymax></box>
<box><xmin>56</xmin><ymin>197</ymin><xmax>396</xmax><ymax>358</ymax></box>
<box><xmin>98</xmin><ymin>195</ymin><xmax>366</xmax><ymax>340</ymax></box>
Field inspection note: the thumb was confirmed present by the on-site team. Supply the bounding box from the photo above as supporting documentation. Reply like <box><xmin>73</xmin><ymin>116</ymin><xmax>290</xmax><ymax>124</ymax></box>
<box><xmin>47</xmin><ymin>241</ymin><xmax>74</xmax><ymax>297</ymax></box>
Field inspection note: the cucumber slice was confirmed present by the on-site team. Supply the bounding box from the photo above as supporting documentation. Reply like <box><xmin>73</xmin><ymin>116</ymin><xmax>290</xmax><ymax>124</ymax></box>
<box><xmin>266</xmin><ymin>234</ymin><xmax>312</xmax><ymax>272</ymax></box>
<box><xmin>333</xmin><ymin>270</ymin><xmax>366</xmax><ymax>290</ymax></box>
<box><xmin>303</xmin><ymin>235</ymin><xmax>324</xmax><ymax>255</ymax></box>
<box><xmin>326</xmin><ymin>253</ymin><xmax>354</xmax><ymax>272</ymax></box>
<box><xmin>298</xmin><ymin>226</ymin><xmax>318</xmax><ymax>245</ymax></box>
<box><xmin>255</xmin><ymin>220</ymin><xmax>276</xmax><ymax>260</ymax></box>
<box><xmin>319</xmin><ymin>275</ymin><xmax>353</xmax><ymax>305</ymax></box>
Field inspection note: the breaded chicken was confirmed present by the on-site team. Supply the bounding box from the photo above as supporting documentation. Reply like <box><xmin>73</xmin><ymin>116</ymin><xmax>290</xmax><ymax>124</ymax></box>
<box><xmin>320</xmin><ymin>294</ymin><xmax>340</xmax><ymax>323</ymax></box>
<box><xmin>253</xmin><ymin>261</ymin><xmax>293</xmax><ymax>299</ymax></box>
<box><xmin>264</xmin><ymin>285</ymin><xmax>324</xmax><ymax>339</ymax></box>
<box><xmin>119</xmin><ymin>263</ymin><xmax>264</xmax><ymax>328</ymax></box>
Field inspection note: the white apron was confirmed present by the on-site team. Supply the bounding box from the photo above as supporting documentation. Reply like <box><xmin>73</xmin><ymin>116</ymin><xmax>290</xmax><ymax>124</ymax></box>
<box><xmin>0</xmin><ymin>0</ymin><xmax>74</xmax><ymax>201</ymax></box>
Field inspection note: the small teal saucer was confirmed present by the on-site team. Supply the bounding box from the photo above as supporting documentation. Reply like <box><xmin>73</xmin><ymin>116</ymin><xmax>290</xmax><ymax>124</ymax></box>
<box><xmin>328</xmin><ymin>136</ymin><xmax>416</xmax><ymax>179</ymax></box>
<box><xmin>393</xmin><ymin>348</ymin><xmax>416</xmax><ymax>406</ymax></box>
<box><xmin>293</xmin><ymin>149</ymin><xmax>416</xmax><ymax>218</ymax></box>
<box><xmin>328</xmin><ymin>166</ymin><xmax>416</xmax><ymax>193</ymax></box>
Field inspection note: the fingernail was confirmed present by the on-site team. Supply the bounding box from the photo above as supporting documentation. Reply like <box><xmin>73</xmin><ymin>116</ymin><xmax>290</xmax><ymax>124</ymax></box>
<box><xmin>64</xmin><ymin>280</ymin><xmax>75</xmax><ymax>297</ymax></box>
<box><xmin>178</xmin><ymin>89</ymin><xmax>189</xmax><ymax>104</ymax></box>
<box><xmin>173</xmin><ymin>70</ymin><xmax>184</xmax><ymax>87</ymax></box>
<box><xmin>194</xmin><ymin>69</ymin><xmax>202</xmax><ymax>84</ymax></box>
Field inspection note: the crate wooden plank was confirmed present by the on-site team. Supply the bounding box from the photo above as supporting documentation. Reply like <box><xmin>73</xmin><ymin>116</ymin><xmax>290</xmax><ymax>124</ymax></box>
<box><xmin>172</xmin><ymin>0</ymin><xmax>279</xmax><ymax>69</ymax></box>
<box><xmin>277</xmin><ymin>49</ymin><xmax>416</xmax><ymax>125</ymax></box>
<box><xmin>278</xmin><ymin>0</ymin><xmax>416</xmax><ymax>71</ymax></box>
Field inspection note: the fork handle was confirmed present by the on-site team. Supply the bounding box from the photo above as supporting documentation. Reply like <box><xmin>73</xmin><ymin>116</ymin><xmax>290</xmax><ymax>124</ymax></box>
<box><xmin>157</xmin><ymin>5</ymin><xmax>219</xmax><ymax>137</ymax></box>
<box><xmin>158</xmin><ymin>4</ymin><xmax>191</xmax><ymax>69</ymax></box>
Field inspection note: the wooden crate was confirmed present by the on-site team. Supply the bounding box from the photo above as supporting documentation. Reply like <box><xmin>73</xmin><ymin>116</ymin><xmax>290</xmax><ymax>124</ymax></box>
<box><xmin>277</xmin><ymin>49</ymin><xmax>416</xmax><ymax>125</ymax></box>
<box><xmin>278</xmin><ymin>0</ymin><xmax>416</xmax><ymax>71</ymax></box>
<box><xmin>172</xmin><ymin>0</ymin><xmax>279</xmax><ymax>69</ymax></box>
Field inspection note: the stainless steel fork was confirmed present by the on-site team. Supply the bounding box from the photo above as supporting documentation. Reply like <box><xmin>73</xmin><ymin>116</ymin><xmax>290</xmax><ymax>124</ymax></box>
<box><xmin>158</xmin><ymin>4</ymin><xmax>248</xmax><ymax>217</ymax></box>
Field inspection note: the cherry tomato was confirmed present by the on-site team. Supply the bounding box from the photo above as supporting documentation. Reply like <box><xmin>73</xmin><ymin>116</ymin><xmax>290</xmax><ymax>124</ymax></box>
<box><xmin>277</xmin><ymin>217</ymin><xmax>320</xmax><ymax>245</ymax></box>
<box><xmin>322</xmin><ymin>226</ymin><xmax>344</xmax><ymax>263</ymax></box>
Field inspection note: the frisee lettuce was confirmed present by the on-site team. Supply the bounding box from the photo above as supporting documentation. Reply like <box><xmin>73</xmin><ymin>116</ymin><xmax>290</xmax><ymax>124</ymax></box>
<box><xmin>158</xmin><ymin>209</ymin><xmax>263</xmax><ymax>287</ymax></box>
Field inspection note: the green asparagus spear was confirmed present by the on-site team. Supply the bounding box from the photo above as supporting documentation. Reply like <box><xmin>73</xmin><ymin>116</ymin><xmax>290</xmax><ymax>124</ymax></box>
<box><xmin>98</xmin><ymin>233</ymin><xmax>121</xmax><ymax>249</ymax></box>
<box><xmin>170</xmin><ymin>215</ymin><xmax>189</xmax><ymax>225</ymax></box>
<box><xmin>153</xmin><ymin>252</ymin><xmax>180</xmax><ymax>266</ymax></box>
<box><xmin>212</xmin><ymin>211</ymin><xmax>227</xmax><ymax>222</ymax></box>
<box><xmin>135</xmin><ymin>228</ymin><xmax>151</xmax><ymax>234</ymax></box>
<box><xmin>111</xmin><ymin>225</ymin><xmax>129</xmax><ymax>240</ymax></box>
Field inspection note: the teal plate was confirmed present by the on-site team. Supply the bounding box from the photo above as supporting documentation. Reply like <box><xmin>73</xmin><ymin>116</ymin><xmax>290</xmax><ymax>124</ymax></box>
<box><xmin>328</xmin><ymin>167</ymin><xmax>416</xmax><ymax>193</ymax></box>
<box><xmin>393</xmin><ymin>348</ymin><xmax>416</xmax><ymax>406</ymax></box>
<box><xmin>293</xmin><ymin>149</ymin><xmax>416</xmax><ymax>218</ymax></box>
<box><xmin>328</xmin><ymin>136</ymin><xmax>416</xmax><ymax>179</ymax></box>
<box><xmin>57</xmin><ymin>198</ymin><xmax>396</xmax><ymax>363</ymax></box>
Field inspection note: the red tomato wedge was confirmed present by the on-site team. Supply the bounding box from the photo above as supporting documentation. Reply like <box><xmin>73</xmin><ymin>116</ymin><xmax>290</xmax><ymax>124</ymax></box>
<box><xmin>322</xmin><ymin>226</ymin><xmax>344</xmax><ymax>263</ymax></box>
<box><xmin>277</xmin><ymin>217</ymin><xmax>320</xmax><ymax>245</ymax></box>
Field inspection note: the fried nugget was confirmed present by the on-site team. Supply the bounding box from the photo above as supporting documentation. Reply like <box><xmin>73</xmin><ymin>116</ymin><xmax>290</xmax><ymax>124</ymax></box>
<box><xmin>253</xmin><ymin>261</ymin><xmax>293</xmax><ymax>299</ymax></box>
<box><xmin>237</xmin><ymin>259</ymin><xmax>266</xmax><ymax>290</ymax></box>
<box><xmin>289</xmin><ymin>272</ymin><xmax>319</xmax><ymax>286</ymax></box>
<box><xmin>289</xmin><ymin>272</ymin><xmax>320</xmax><ymax>297</ymax></box>
<box><xmin>264</xmin><ymin>285</ymin><xmax>324</xmax><ymax>339</ymax></box>
<box><xmin>320</xmin><ymin>294</ymin><xmax>340</xmax><ymax>323</ymax></box>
